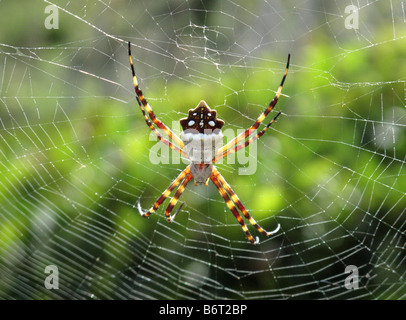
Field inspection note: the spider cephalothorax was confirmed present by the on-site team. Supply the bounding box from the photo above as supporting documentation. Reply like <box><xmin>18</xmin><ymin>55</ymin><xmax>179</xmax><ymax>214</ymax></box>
<box><xmin>129</xmin><ymin>42</ymin><xmax>289</xmax><ymax>244</ymax></box>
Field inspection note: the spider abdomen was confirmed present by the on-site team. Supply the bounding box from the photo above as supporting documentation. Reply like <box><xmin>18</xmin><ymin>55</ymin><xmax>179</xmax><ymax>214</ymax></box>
<box><xmin>181</xmin><ymin>131</ymin><xmax>223</xmax><ymax>185</ymax></box>
<box><xmin>179</xmin><ymin>100</ymin><xmax>224</xmax><ymax>163</ymax></box>
<box><xmin>179</xmin><ymin>100</ymin><xmax>225</xmax><ymax>184</ymax></box>
<box><xmin>180</xmin><ymin>131</ymin><xmax>223</xmax><ymax>163</ymax></box>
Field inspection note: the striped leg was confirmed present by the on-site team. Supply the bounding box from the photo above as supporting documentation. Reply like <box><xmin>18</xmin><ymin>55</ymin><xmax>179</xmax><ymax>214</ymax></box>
<box><xmin>128</xmin><ymin>42</ymin><xmax>185</xmax><ymax>150</ymax></box>
<box><xmin>142</xmin><ymin>104</ymin><xmax>189</xmax><ymax>159</ymax></box>
<box><xmin>213</xmin><ymin>167</ymin><xmax>280</xmax><ymax>238</ymax></box>
<box><xmin>214</xmin><ymin>111</ymin><xmax>281</xmax><ymax>162</ymax></box>
<box><xmin>210</xmin><ymin>172</ymin><xmax>257</xmax><ymax>244</ymax></box>
<box><xmin>137</xmin><ymin>102</ymin><xmax>189</xmax><ymax>158</ymax></box>
<box><xmin>137</xmin><ymin>166</ymin><xmax>190</xmax><ymax>217</ymax></box>
<box><xmin>164</xmin><ymin>173</ymin><xmax>193</xmax><ymax>222</ymax></box>
<box><xmin>217</xmin><ymin>54</ymin><xmax>290</xmax><ymax>156</ymax></box>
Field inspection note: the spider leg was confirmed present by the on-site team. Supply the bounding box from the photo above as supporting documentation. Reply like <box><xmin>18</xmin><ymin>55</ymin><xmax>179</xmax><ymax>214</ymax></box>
<box><xmin>128</xmin><ymin>42</ymin><xmax>185</xmax><ymax>150</ymax></box>
<box><xmin>214</xmin><ymin>111</ymin><xmax>281</xmax><ymax>162</ymax></box>
<box><xmin>138</xmin><ymin>166</ymin><xmax>190</xmax><ymax>217</ymax></box>
<box><xmin>212</xmin><ymin>167</ymin><xmax>280</xmax><ymax>237</ymax></box>
<box><xmin>210</xmin><ymin>171</ymin><xmax>257</xmax><ymax>244</ymax></box>
<box><xmin>217</xmin><ymin>54</ymin><xmax>290</xmax><ymax>156</ymax></box>
<box><xmin>137</xmin><ymin>103</ymin><xmax>189</xmax><ymax>158</ymax></box>
<box><xmin>164</xmin><ymin>173</ymin><xmax>193</xmax><ymax>222</ymax></box>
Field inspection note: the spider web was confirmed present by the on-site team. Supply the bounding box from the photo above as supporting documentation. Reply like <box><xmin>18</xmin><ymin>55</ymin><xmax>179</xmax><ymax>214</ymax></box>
<box><xmin>0</xmin><ymin>0</ymin><xmax>405</xmax><ymax>300</ymax></box>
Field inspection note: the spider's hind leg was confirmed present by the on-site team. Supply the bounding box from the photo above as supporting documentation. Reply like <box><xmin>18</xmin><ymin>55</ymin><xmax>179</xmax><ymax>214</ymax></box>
<box><xmin>216</xmin><ymin>53</ymin><xmax>290</xmax><ymax>157</ymax></box>
<box><xmin>128</xmin><ymin>42</ymin><xmax>184</xmax><ymax>149</ymax></box>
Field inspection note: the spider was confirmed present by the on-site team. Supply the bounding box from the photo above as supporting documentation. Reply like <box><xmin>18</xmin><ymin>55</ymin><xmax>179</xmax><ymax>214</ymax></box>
<box><xmin>129</xmin><ymin>42</ymin><xmax>290</xmax><ymax>244</ymax></box>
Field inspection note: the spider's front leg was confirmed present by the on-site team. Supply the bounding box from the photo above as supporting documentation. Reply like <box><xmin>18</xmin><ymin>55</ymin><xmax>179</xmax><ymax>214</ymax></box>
<box><xmin>210</xmin><ymin>167</ymin><xmax>280</xmax><ymax>244</ymax></box>
<box><xmin>164</xmin><ymin>173</ymin><xmax>193</xmax><ymax>222</ymax></box>
<box><xmin>137</xmin><ymin>166</ymin><xmax>191</xmax><ymax>218</ymax></box>
<box><xmin>210</xmin><ymin>172</ymin><xmax>257</xmax><ymax>244</ymax></box>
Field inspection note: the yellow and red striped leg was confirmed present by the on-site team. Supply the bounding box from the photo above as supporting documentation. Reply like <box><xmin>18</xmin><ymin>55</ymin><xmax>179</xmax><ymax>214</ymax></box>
<box><xmin>217</xmin><ymin>54</ymin><xmax>290</xmax><ymax>156</ymax></box>
<box><xmin>164</xmin><ymin>173</ymin><xmax>193</xmax><ymax>222</ymax></box>
<box><xmin>210</xmin><ymin>172</ymin><xmax>257</xmax><ymax>244</ymax></box>
<box><xmin>138</xmin><ymin>166</ymin><xmax>191</xmax><ymax>217</ymax></box>
<box><xmin>213</xmin><ymin>167</ymin><xmax>280</xmax><ymax>237</ymax></box>
<box><xmin>214</xmin><ymin>111</ymin><xmax>281</xmax><ymax>162</ymax></box>
<box><xmin>128</xmin><ymin>42</ymin><xmax>184</xmax><ymax>149</ymax></box>
<box><xmin>137</xmin><ymin>102</ymin><xmax>189</xmax><ymax>158</ymax></box>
